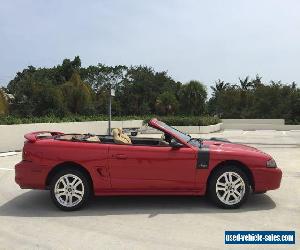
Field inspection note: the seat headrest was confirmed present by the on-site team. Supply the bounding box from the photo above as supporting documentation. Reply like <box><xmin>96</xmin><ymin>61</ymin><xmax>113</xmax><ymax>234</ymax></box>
<box><xmin>112</xmin><ymin>128</ymin><xmax>132</xmax><ymax>144</ymax></box>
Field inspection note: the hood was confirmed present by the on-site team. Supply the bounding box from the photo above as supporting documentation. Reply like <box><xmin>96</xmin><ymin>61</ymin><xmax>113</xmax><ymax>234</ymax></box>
<box><xmin>203</xmin><ymin>140</ymin><xmax>271</xmax><ymax>158</ymax></box>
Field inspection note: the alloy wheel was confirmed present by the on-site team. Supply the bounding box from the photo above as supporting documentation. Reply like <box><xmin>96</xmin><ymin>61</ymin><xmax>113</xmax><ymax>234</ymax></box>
<box><xmin>215</xmin><ymin>171</ymin><xmax>245</xmax><ymax>205</ymax></box>
<box><xmin>54</xmin><ymin>174</ymin><xmax>85</xmax><ymax>208</ymax></box>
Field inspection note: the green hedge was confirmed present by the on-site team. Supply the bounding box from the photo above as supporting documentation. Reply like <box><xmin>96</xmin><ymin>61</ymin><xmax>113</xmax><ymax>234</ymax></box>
<box><xmin>143</xmin><ymin>116</ymin><xmax>221</xmax><ymax>126</ymax></box>
<box><xmin>0</xmin><ymin>115</ymin><xmax>220</xmax><ymax>126</ymax></box>
<box><xmin>0</xmin><ymin>115</ymin><xmax>147</xmax><ymax>125</ymax></box>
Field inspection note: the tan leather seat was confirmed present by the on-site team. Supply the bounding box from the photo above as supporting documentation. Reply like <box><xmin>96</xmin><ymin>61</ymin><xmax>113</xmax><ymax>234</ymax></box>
<box><xmin>59</xmin><ymin>134</ymin><xmax>101</xmax><ymax>142</ymax></box>
<box><xmin>59</xmin><ymin>134</ymin><xmax>74</xmax><ymax>140</ymax></box>
<box><xmin>112</xmin><ymin>128</ymin><xmax>132</xmax><ymax>144</ymax></box>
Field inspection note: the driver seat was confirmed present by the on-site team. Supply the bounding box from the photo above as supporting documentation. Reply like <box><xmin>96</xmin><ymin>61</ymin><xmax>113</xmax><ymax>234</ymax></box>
<box><xmin>112</xmin><ymin>128</ymin><xmax>132</xmax><ymax>144</ymax></box>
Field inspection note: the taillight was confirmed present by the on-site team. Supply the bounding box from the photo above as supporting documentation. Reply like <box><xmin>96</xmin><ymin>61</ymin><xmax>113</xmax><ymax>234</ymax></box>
<box><xmin>22</xmin><ymin>150</ymin><xmax>32</xmax><ymax>161</ymax></box>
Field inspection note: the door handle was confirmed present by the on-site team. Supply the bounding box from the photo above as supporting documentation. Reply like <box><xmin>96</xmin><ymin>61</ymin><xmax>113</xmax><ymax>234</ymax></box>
<box><xmin>112</xmin><ymin>154</ymin><xmax>127</xmax><ymax>159</ymax></box>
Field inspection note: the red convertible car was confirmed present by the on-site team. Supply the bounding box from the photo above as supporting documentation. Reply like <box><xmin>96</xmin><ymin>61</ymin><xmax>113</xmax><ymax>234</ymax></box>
<box><xmin>15</xmin><ymin>118</ymin><xmax>282</xmax><ymax>211</ymax></box>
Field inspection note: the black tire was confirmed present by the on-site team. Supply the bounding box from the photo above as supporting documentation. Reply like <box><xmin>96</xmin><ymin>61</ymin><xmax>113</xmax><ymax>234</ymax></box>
<box><xmin>208</xmin><ymin>165</ymin><xmax>250</xmax><ymax>209</ymax></box>
<box><xmin>50</xmin><ymin>168</ymin><xmax>91</xmax><ymax>211</ymax></box>
<box><xmin>253</xmin><ymin>191</ymin><xmax>267</xmax><ymax>194</ymax></box>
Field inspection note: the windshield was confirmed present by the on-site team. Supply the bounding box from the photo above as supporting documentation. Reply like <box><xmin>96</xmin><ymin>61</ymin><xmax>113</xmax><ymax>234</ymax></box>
<box><xmin>155</xmin><ymin>121</ymin><xmax>191</xmax><ymax>142</ymax></box>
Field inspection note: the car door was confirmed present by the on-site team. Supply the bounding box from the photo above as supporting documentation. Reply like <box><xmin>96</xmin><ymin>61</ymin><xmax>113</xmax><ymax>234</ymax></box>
<box><xmin>108</xmin><ymin>143</ymin><xmax>197</xmax><ymax>190</ymax></box>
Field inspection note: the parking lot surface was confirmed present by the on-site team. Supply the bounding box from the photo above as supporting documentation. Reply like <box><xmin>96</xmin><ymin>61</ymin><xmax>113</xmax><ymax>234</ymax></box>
<box><xmin>0</xmin><ymin>130</ymin><xmax>299</xmax><ymax>249</ymax></box>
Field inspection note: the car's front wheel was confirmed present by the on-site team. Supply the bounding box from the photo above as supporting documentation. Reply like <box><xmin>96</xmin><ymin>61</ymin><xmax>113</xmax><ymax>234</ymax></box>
<box><xmin>208</xmin><ymin>166</ymin><xmax>250</xmax><ymax>208</ymax></box>
<box><xmin>50</xmin><ymin>169</ymin><xmax>91</xmax><ymax>211</ymax></box>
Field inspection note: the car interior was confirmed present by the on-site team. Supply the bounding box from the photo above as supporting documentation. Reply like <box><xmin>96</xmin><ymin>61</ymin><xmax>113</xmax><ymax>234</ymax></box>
<box><xmin>55</xmin><ymin>131</ymin><xmax>172</xmax><ymax>146</ymax></box>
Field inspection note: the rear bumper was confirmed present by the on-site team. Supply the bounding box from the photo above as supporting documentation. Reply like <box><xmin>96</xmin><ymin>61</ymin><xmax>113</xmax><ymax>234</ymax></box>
<box><xmin>252</xmin><ymin>167</ymin><xmax>282</xmax><ymax>193</ymax></box>
<box><xmin>15</xmin><ymin>161</ymin><xmax>47</xmax><ymax>189</ymax></box>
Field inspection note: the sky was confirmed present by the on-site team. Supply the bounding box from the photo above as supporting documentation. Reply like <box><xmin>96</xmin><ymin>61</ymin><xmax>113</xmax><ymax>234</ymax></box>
<box><xmin>1</xmin><ymin>0</ymin><xmax>300</xmax><ymax>91</ymax></box>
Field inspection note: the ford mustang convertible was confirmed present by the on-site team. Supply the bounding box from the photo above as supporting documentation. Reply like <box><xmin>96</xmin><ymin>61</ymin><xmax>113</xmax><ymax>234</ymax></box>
<box><xmin>15</xmin><ymin>118</ymin><xmax>282</xmax><ymax>211</ymax></box>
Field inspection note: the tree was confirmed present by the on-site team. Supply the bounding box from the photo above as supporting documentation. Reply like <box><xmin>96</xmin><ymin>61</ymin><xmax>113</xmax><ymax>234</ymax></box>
<box><xmin>239</xmin><ymin>76</ymin><xmax>253</xmax><ymax>90</ymax></box>
<box><xmin>58</xmin><ymin>56</ymin><xmax>81</xmax><ymax>82</ymax></box>
<box><xmin>81</xmin><ymin>64</ymin><xmax>128</xmax><ymax>115</ymax></box>
<box><xmin>214</xmin><ymin>86</ymin><xmax>242</xmax><ymax>118</ymax></box>
<box><xmin>117</xmin><ymin>66</ymin><xmax>181</xmax><ymax>115</ymax></box>
<box><xmin>60</xmin><ymin>72</ymin><xmax>93</xmax><ymax>114</ymax></box>
<box><xmin>81</xmin><ymin>64</ymin><xmax>127</xmax><ymax>93</ymax></box>
<box><xmin>210</xmin><ymin>79</ymin><xmax>230</xmax><ymax>96</ymax></box>
<box><xmin>251</xmin><ymin>74</ymin><xmax>263</xmax><ymax>88</ymax></box>
<box><xmin>7</xmin><ymin>70</ymin><xmax>40</xmax><ymax>116</ymax></box>
<box><xmin>155</xmin><ymin>92</ymin><xmax>179</xmax><ymax>115</ymax></box>
<box><xmin>179</xmin><ymin>80</ymin><xmax>207</xmax><ymax>115</ymax></box>
<box><xmin>207</xmin><ymin>76</ymin><xmax>300</xmax><ymax>122</ymax></box>
<box><xmin>33</xmin><ymin>85</ymin><xmax>66</xmax><ymax>116</ymax></box>
<box><xmin>289</xmin><ymin>88</ymin><xmax>300</xmax><ymax>123</ymax></box>
<box><xmin>0</xmin><ymin>89</ymin><xmax>8</xmax><ymax>115</ymax></box>
<box><xmin>4</xmin><ymin>56</ymin><xmax>300</xmax><ymax>124</ymax></box>
<box><xmin>6</xmin><ymin>66</ymin><xmax>66</xmax><ymax>116</ymax></box>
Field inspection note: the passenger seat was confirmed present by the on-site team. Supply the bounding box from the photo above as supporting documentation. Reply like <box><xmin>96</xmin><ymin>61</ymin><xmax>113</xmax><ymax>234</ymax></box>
<box><xmin>112</xmin><ymin>128</ymin><xmax>132</xmax><ymax>144</ymax></box>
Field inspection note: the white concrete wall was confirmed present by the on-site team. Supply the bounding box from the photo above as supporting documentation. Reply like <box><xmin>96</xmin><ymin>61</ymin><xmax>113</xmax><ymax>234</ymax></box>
<box><xmin>0</xmin><ymin>120</ymin><xmax>143</xmax><ymax>152</ymax></box>
<box><xmin>222</xmin><ymin>119</ymin><xmax>285</xmax><ymax>125</ymax></box>
<box><xmin>222</xmin><ymin>123</ymin><xmax>300</xmax><ymax>130</ymax></box>
<box><xmin>221</xmin><ymin>119</ymin><xmax>300</xmax><ymax>130</ymax></box>
<box><xmin>142</xmin><ymin>123</ymin><xmax>223</xmax><ymax>134</ymax></box>
<box><xmin>172</xmin><ymin>126</ymin><xmax>199</xmax><ymax>134</ymax></box>
<box><xmin>174</xmin><ymin>123</ymin><xmax>223</xmax><ymax>134</ymax></box>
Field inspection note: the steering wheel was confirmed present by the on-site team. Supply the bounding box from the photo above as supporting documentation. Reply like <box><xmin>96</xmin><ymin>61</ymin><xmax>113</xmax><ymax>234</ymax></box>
<box><xmin>161</xmin><ymin>133</ymin><xmax>172</xmax><ymax>143</ymax></box>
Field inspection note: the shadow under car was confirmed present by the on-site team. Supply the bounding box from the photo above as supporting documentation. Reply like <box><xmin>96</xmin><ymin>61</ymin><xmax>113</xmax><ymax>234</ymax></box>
<box><xmin>0</xmin><ymin>190</ymin><xmax>276</xmax><ymax>218</ymax></box>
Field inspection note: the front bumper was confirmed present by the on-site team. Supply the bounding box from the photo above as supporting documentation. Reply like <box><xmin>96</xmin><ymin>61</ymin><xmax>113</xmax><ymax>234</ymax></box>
<box><xmin>252</xmin><ymin>167</ymin><xmax>282</xmax><ymax>193</ymax></box>
<box><xmin>15</xmin><ymin>161</ymin><xmax>48</xmax><ymax>189</ymax></box>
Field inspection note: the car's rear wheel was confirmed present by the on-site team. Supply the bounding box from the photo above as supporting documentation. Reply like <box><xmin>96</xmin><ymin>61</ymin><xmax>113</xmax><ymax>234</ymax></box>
<box><xmin>208</xmin><ymin>166</ymin><xmax>250</xmax><ymax>208</ymax></box>
<box><xmin>50</xmin><ymin>169</ymin><xmax>90</xmax><ymax>211</ymax></box>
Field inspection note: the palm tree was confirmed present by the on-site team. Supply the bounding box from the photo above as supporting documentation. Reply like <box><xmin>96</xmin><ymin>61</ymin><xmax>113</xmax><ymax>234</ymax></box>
<box><xmin>210</xmin><ymin>79</ymin><xmax>230</xmax><ymax>95</ymax></box>
<box><xmin>251</xmin><ymin>74</ymin><xmax>263</xmax><ymax>89</ymax></box>
<box><xmin>291</xmin><ymin>82</ymin><xmax>297</xmax><ymax>89</ymax></box>
<box><xmin>179</xmin><ymin>80</ymin><xmax>207</xmax><ymax>115</ymax></box>
<box><xmin>239</xmin><ymin>76</ymin><xmax>253</xmax><ymax>90</ymax></box>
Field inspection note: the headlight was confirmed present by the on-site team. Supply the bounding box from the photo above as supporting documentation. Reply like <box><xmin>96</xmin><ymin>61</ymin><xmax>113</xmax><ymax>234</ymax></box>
<box><xmin>266</xmin><ymin>159</ymin><xmax>277</xmax><ymax>168</ymax></box>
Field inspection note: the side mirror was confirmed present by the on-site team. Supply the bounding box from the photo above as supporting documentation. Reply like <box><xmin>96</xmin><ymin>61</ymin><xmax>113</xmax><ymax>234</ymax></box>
<box><xmin>170</xmin><ymin>139</ymin><xmax>183</xmax><ymax>148</ymax></box>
